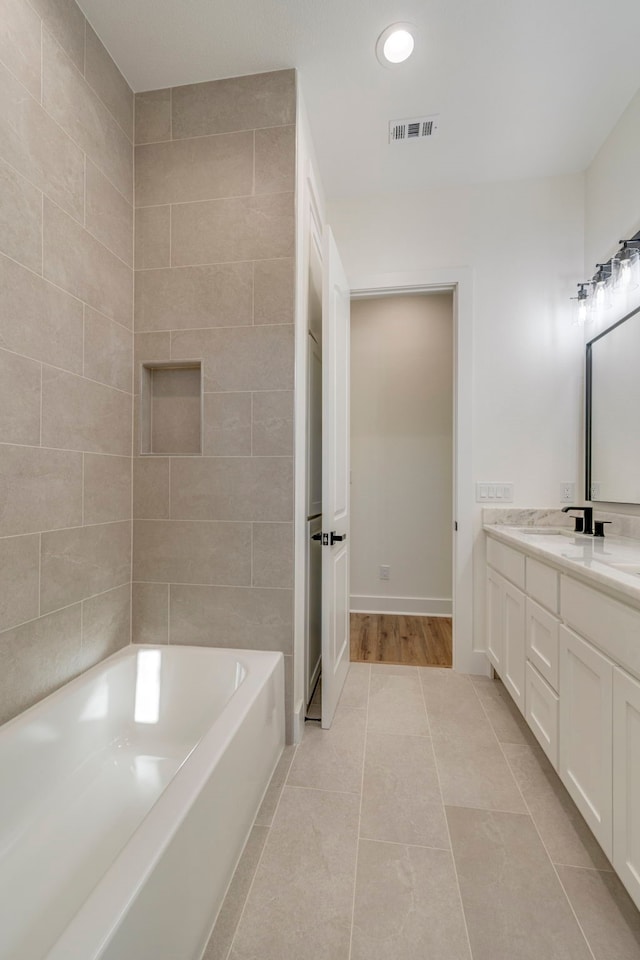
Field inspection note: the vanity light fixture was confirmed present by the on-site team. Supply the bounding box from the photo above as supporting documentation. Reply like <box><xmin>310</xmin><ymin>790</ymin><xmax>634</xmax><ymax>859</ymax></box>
<box><xmin>574</xmin><ymin>231</ymin><xmax>640</xmax><ymax>324</ymax></box>
<box><xmin>376</xmin><ymin>23</ymin><xmax>415</xmax><ymax>66</ymax></box>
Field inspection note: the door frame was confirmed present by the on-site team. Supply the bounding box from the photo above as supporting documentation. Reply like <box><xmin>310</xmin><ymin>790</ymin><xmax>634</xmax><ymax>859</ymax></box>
<box><xmin>348</xmin><ymin>268</ymin><xmax>479</xmax><ymax>677</ymax></box>
<box><xmin>293</xmin><ymin>261</ymin><xmax>482</xmax><ymax>742</ymax></box>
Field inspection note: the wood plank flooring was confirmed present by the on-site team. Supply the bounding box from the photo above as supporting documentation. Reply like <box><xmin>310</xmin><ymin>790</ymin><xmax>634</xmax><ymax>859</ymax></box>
<box><xmin>350</xmin><ymin>612</ymin><xmax>452</xmax><ymax>667</ymax></box>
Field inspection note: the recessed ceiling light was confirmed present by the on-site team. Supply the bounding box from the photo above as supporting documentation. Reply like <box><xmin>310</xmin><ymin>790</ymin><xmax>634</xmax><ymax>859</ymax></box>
<box><xmin>376</xmin><ymin>23</ymin><xmax>415</xmax><ymax>67</ymax></box>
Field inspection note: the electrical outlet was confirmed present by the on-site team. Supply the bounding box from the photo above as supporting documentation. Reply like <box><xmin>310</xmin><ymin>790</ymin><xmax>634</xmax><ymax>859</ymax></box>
<box><xmin>379</xmin><ymin>565</ymin><xmax>390</xmax><ymax>581</ymax></box>
<box><xmin>591</xmin><ymin>481</ymin><xmax>601</xmax><ymax>500</ymax></box>
<box><xmin>560</xmin><ymin>482</ymin><xmax>575</xmax><ymax>503</ymax></box>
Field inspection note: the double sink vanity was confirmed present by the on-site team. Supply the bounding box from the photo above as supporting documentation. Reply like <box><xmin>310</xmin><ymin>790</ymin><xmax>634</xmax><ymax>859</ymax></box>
<box><xmin>484</xmin><ymin>514</ymin><xmax>640</xmax><ymax>911</ymax></box>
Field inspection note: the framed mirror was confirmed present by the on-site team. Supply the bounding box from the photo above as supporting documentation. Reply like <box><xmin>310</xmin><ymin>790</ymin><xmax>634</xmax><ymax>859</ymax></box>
<box><xmin>586</xmin><ymin>304</ymin><xmax>640</xmax><ymax>504</ymax></box>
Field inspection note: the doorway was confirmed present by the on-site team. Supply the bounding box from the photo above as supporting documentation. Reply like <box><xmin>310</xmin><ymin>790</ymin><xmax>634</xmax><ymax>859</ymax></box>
<box><xmin>348</xmin><ymin>292</ymin><xmax>454</xmax><ymax>668</ymax></box>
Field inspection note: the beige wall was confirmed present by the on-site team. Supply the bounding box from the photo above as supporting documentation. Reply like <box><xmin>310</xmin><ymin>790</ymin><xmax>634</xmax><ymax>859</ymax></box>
<box><xmin>350</xmin><ymin>294</ymin><xmax>453</xmax><ymax>613</ymax></box>
<box><xmin>132</xmin><ymin>72</ymin><xmax>296</xmax><ymax>734</ymax></box>
<box><xmin>0</xmin><ymin>0</ymin><xmax>134</xmax><ymax>724</ymax></box>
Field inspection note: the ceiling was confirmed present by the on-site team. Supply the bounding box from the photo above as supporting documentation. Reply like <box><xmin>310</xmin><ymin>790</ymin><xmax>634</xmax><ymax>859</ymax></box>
<box><xmin>77</xmin><ymin>0</ymin><xmax>640</xmax><ymax>200</ymax></box>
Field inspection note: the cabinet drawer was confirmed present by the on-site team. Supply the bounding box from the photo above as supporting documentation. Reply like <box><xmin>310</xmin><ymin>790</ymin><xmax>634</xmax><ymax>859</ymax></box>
<box><xmin>561</xmin><ymin>575</ymin><xmax>640</xmax><ymax>681</ymax></box>
<box><xmin>525</xmin><ymin>662</ymin><xmax>559</xmax><ymax>770</ymax></box>
<box><xmin>526</xmin><ymin>557</ymin><xmax>559</xmax><ymax>613</ymax></box>
<box><xmin>526</xmin><ymin>598</ymin><xmax>559</xmax><ymax>691</ymax></box>
<box><xmin>487</xmin><ymin>537</ymin><xmax>525</xmax><ymax>590</ymax></box>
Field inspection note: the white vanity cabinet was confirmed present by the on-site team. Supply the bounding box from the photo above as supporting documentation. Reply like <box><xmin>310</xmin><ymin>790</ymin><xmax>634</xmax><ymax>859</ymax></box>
<box><xmin>485</xmin><ymin>526</ymin><xmax>640</xmax><ymax>909</ymax></box>
<box><xmin>485</xmin><ymin>540</ymin><xmax>526</xmax><ymax>713</ymax></box>
<box><xmin>613</xmin><ymin>666</ymin><xmax>640</xmax><ymax>907</ymax></box>
<box><xmin>559</xmin><ymin>625</ymin><xmax>613</xmax><ymax>859</ymax></box>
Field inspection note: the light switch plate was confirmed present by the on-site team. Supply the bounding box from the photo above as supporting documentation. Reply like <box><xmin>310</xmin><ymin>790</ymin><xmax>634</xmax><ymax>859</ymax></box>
<box><xmin>476</xmin><ymin>482</ymin><xmax>514</xmax><ymax>503</ymax></box>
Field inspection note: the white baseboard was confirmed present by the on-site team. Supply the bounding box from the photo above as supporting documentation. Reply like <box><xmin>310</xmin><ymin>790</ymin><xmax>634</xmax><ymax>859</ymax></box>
<box><xmin>350</xmin><ymin>595</ymin><xmax>452</xmax><ymax>617</ymax></box>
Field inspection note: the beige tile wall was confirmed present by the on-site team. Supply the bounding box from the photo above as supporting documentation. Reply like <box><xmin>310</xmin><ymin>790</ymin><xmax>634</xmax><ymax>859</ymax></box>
<box><xmin>0</xmin><ymin>0</ymin><xmax>133</xmax><ymax>726</ymax></box>
<box><xmin>132</xmin><ymin>70</ymin><xmax>296</xmax><ymax>736</ymax></box>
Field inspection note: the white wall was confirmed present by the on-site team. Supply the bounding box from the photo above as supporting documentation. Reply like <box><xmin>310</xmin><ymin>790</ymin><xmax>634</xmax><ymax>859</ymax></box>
<box><xmin>350</xmin><ymin>294</ymin><xmax>453</xmax><ymax>615</ymax></box>
<box><xmin>328</xmin><ymin>173</ymin><xmax>586</xmax><ymax>652</ymax></box>
<box><xmin>586</xmin><ymin>88</ymin><xmax>640</xmax><ymax>270</ymax></box>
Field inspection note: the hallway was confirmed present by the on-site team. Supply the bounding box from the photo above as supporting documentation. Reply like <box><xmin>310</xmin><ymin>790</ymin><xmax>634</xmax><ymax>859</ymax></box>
<box><xmin>350</xmin><ymin>613</ymin><xmax>453</xmax><ymax>667</ymax></box>
<box><xmin>204</xmin><ymin>664</ymin><xmax>640</xmax><ymax>960</ymax></box>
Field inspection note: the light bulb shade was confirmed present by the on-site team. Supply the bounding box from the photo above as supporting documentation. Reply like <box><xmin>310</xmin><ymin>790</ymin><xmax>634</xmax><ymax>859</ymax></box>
<box><xmin>612</xmin><ymin>246</ymin><xmax>640</xmax><ymax>293</ymax></box>
<box><xmin>591</xmin><ymin>278</ymin><xmax>611</xmax><ymax>317</ymax></box>
<box><xmin>376</xmin><ymin>23</ymin><xmax>416</xmax><ymax>66</ymax></box>
<box><xmin>572</xmin><ymin>285</ymin><xmax>592</xmax><ymax>326</ymax></box>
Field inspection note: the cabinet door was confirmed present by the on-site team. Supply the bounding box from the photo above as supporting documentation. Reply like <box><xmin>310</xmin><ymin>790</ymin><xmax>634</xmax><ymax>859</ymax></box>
<box><xmin>502</xmin><ymin>581</ymin><xmax>526</xmax><ymax>713</ymax></box>
<box><xmin>526</xmin><ymin>597</ymin><xmax>560</xmax><ymax>691</ymax></box>
<box><xmin>559</xmin><ymin>626</ymin><xmax>613</xmax><ymax>859</ymax></box>
<box><xmin>526</xmin><ymin>662</ymin><xmax>559</xmax><ymax>769</ymax></box>
<box><xmin>613</xmin><ymin>667</ymin><xmax>640</xmax><ymax>910</ymax></box>
<box><xmin>486</xmin><ymin>567</ymin><xmax>503</xmax><ymax>672</ymax></box>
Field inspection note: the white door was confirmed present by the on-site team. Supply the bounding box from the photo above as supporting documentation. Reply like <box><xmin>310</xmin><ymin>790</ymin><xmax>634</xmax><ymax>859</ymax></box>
<box><xmin>321</xmin><ymin>227</ymin><xmax>350</xmax><ymax>728</ymax></box>
<box><xmin>559</xmin><ymin>625</ymin><xmax>613</xmax><ymax>859</ymax></box>
<box><xmin>613</xmin><ymin>666</ymin><xmax>640</xmax><ymax>909</ymax></box>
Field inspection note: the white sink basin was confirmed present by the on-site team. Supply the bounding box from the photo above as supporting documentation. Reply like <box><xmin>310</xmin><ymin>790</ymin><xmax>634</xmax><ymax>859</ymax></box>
<box><xmin>511</xmin><ymin>527</ymin><xmax>569</xmax><ymax>536</ymax></box>
<box><xmin>601</xmin><ymin>561</ymin><xmax>640</xmax><ymax>576</ymax></box>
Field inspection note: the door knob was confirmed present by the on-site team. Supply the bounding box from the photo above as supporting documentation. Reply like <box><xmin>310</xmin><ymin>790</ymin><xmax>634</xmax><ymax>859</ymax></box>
<box><xmin>330</xmin><ymin>531</ymin><xmax>346</xmax><ymax>545</ymax></box>
<box><xmin>311</xmin><ymin>532</ymin><xmax>323</xmax><ymax>541</ymax></box>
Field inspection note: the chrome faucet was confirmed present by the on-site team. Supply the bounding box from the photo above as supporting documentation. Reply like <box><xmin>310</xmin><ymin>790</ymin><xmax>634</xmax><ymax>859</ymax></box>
<box><xmin>562</xmin><ymin>505</ymin><xmax>593</xmax><ymax>535</ymax></box>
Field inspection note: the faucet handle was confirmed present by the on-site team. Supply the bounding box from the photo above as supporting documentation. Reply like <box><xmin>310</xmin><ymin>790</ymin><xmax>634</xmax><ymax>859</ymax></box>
<box><xmin>593</xmin><ymin>520</ymin><xmax>612</xmax><ymax>538</ymax></box>
<box><xmin>572</xmin><ymin>516</ymin><xmax>584</xmax><ymax>533</ymax></box>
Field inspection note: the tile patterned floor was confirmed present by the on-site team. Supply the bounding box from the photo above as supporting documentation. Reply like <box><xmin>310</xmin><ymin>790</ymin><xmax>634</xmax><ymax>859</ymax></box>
<box><xmin>203</xmin><ymin>664</ymin><xmax>640</xmax><ymax>960</ymax></box>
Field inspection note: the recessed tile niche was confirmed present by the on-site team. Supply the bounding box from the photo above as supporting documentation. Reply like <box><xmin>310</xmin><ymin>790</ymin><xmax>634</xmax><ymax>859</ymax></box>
<box><xmin>141</xmin><ymin>362</ymin><xmax>202</xmax><ymax>455</ymax></box>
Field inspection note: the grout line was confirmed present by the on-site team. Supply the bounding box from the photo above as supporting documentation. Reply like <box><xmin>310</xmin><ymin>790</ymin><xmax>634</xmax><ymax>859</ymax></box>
<box><xmin>420</xmin><ymin>676</ymin><xmax>475</xmax><ymax>960</ymax></box>
<box><xmin>0</xmin><ymin>441</ymin><xmax>130</xmax><ymax>460</ymax></box>
<box><xmin>250</xmin><ymin>392</ymin><xmax>254</xmax><ymax>456</ymax></box>
<box><xmin>166</xmin><ymin>582</ymin><xmax>171</xmax><ymax>645</ymax></box>
<box><xmin>357</xmin><ymin>835</ymin><xmax>453</xmax><ymax>853</ymax></box>
<box><xmin>162</xmin><ymin>187</ymin><xmax>293</xmax><ymax>210</ymax></box>
<box><xmin>347</xmin><ymin>664</ymin><xmax>371</xmax><ymax>960</ymax></box>
<box><xmin>37</xmin><ymin>533</ymin><xmax>41</xmax><ymax>617</ymax></box>
<box><xmin>134</xmin><ymin>254</ymin><xmax>292</xmax><ymax>272</ymax></box>
<box><xmin>0</xmin><ymin>517</ymin><xmax>130</xmax><ymax>543</ymax></box>
<box><xmin>40</xmin><ymin>20</ymin><xmax>43</xmax><ymax>104</ymax></box>
<box><xmin>0</xmin><ymin>579</ymin><xmax>131</xmax><ymax>639</ymax></box>
<box><xmin>81</xmin><ymin>452</ymin><xmax>85</xmax><ymax>524</ymax></box>
<box><xmin>252</xmin><ymin>129</ymin><xmax>256</xmax><ymax>197</ymax></box>
<box><xmin>40</xmin><ymin>190</ymin><xmax>44</xmax><ymax>276</ymax></box>
<box><xmin>126</xmin><ymin>121</ymin><xmax>294</xmax><ymax>149</ymax></box>
<box><xmin>476</xmin><ymin>686</ymin><xmax>598</xmax><ymax>960</ymax></box>
<box><xmin>39</xmin><ymin>362</ymin><xmax>43</xmax><ymax>446</ymax></box>
<box><xmin>251</xmin><ymin>260</ymin><xmax>255</xmax><ymax>325</ymax></box>
<box><xmin>0</xmin><ymin>344</ymin><xmax>134</xmax><ymax>395</ymax></box>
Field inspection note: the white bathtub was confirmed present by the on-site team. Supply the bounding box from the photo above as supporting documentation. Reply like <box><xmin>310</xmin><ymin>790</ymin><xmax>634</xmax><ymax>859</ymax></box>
<box><xmin>0</xmin><ymin>644</ymin><xmax>284</xmax><ymax>960</ymax></box>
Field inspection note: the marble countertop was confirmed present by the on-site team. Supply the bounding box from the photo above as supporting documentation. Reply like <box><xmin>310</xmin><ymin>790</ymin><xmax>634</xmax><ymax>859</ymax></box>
<box><xmin>484</xmin><ymin>522</ymin><xmax>640</xmax><ymax>610</ymax></box>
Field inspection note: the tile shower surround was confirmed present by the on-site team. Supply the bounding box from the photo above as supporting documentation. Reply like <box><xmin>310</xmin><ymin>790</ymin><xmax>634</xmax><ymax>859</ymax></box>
<box><xmin>132</xmin><ymin>70</ymin><xmax>297</xmax><ymax>736</ymax></box>
<box><xmin>0</xmin><ymin>0</ymin><xmax>133</xmax><ymax>725</ymax></box>
<box><xmin>0</xmin><ymin>0</ymin><xmax>296</xmax><ymax>730</ymax></box>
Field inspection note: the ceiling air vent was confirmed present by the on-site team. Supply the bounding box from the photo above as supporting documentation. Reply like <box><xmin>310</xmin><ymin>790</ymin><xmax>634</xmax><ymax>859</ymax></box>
<box><xmin>389</xmin><ymin>115</ymin><xmax>440</xmax><ymax>144</ymax></box>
